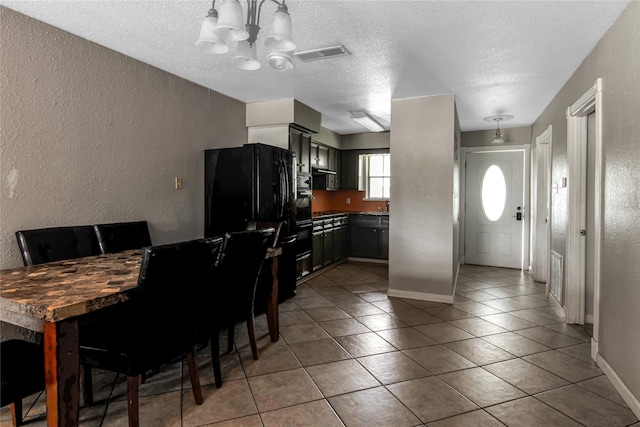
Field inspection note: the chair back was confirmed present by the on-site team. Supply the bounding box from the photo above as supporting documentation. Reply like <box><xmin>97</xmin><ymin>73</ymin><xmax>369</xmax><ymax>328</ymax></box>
<box><xmin>133</xmin><ymin>238</ymin><xmax>223</xmax><ymax>364</ymax></box>
<box><xmin>215</xmin><ymin>228</ymin><xmax>275</xmax><ymax>315</ymax></box>
<box><xmin>15</xmin><ymin>226</ymin><xmax>101</xmax><ymax>266</ymax></box>
<box><xmin>245</xmin><ymin>220</ymin><xmax>283</xmax><ymax>248</ymax></box>
<box><xmin>94</xmin><ymin>221</ymin><xmax>151</xmax><ymax>254</ymax></box>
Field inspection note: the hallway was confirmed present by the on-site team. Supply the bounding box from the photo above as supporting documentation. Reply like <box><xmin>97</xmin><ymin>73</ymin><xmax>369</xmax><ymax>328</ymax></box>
<box><xmin>3</xmin><ymin>262</ymin><xmax>638</xmax><ymax>426</ymax></box>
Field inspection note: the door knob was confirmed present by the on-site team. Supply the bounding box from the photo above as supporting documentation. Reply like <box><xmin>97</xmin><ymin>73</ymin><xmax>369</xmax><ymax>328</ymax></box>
<box><xmin>580</xmin><ymin>229</ymin><xmax>587</xmax><ymax>236</ymax></box>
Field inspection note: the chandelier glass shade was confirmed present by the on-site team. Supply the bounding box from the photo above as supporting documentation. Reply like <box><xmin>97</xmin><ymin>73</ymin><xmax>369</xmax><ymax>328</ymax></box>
<box><xmin>484</xmin><ymin>115</ymin><xmax>513</xmax><ymax>144</ymax></box>
<box><xmin>196</xmin><ymin>0</ymin><xmax>295</xmax><ymax>71</ymax></box>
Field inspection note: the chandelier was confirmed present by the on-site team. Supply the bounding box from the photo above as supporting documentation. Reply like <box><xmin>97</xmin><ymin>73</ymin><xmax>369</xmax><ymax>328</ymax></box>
<box><xmin>196</xmin><ymin>0</ymin><xmax>295</xmax><ymax>71</ymax></box>
<box><xmin>484</xmin><ymin>115</ymin><xmax>513</xmax><ymax>144</ymax></box>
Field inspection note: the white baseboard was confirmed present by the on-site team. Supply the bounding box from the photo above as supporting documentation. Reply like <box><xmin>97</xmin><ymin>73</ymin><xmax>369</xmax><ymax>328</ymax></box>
<box><xmin>387</xmin><ymin>288</ymin><xmax>454</xmax><ymax>304</ymax></box>
<box><xmin>548</xmin><ymin>293</ymin><xmax>567</xmax><ymax>321</ymax></box>
<box><xmin>591</xmin><ymin>337</ymin><xmax>599</xmax><ymax>362</ymax></box>
<box><xmin>452</xmin><ymin>261</ymin><xmax>460</xmax><ymax>297</ymax></box>
<box><xmin>596</xmin><ymin>352</ymin><xmax>640</xmax><ymax>419</ymax></box>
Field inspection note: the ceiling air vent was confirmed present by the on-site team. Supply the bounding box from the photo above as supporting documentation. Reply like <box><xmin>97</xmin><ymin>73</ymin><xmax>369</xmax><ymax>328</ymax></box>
<box><xmin>294</xmin><ymin>45</ymin><xmax>350</xmax><ymax>63</ymax></box>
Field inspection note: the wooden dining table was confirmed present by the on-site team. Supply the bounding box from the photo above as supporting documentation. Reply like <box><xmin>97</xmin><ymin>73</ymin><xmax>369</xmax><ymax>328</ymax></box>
<box><xmin>0</xmin><ymin>246</ymin><xmax>282</xmax><ymax>427</ymax></box>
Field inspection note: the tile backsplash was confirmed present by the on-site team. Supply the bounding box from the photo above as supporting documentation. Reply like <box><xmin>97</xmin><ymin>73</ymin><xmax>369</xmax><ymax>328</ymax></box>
<box><xmin>312</xmin><ymin>190</ymin><xmax>388</xmax><ymax>213</ymax></box>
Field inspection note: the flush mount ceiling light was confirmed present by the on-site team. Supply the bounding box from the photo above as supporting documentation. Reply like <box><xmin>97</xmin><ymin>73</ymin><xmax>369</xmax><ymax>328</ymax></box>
<box><xmin>351</xmin><ymin>111</ymin><xmax>385</xmax><ymax>132</ymax></box>
<box><xmin>484</xmin><ymin>115</ymin><xmax>513</xmax><ymax>144</ymax></box>
<box><xmin>196</xmin><ymin>0</ymin><xmax>295</xmax><ymax>71</ymax></box>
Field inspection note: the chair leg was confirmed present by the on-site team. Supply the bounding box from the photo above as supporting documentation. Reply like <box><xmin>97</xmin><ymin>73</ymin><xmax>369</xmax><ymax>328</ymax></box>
<box><xmin>210</xmin><ymin>333</ymin><xmax>222</xmax><ymax>388</ymax></box>
<box><xmin>81</xmin><ymin>364</ymin><xmax>94</xmax><ymax>406</ymax></box>
<box><xmin>10</xmin><ymin>400</ymin><xmax>22</xmax><ymax>427</ymax></box>
<box><xmin>186</xmin><ymin>350</ymin><xmax>204</xmax><ymax>405</ymax></box>
<box><xmin>246</xmin><ymin>314</ymin><xmax>259</xmax><ymax>360</ymax></box>
<box><xmin>227</xmin><ymin>324</ymin><xmax>235</xmax><ymax>353</ymax></box>
<box><xmin>127</xmin><ymin>375</ymin><xmax>140</xmax><ymax>427</ymax></box>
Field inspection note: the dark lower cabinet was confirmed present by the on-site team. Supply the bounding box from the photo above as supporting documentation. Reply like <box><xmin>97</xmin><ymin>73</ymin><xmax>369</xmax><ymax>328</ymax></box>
<box><xmin>323</xmin><ymin>228</ymin><xmax>334</xmax><ymax>266</ymax></box>
<box><xmin>350</xmin><ymin>215</ymin><xmax>389</xmax><ymax>259</ymax></box>
<box><xmin>308</xmin><ymin>216</ymin><xmax>348</xmax><ymax>276</ymax></box>
<box><xmin>312</xmin><ymin>230</ymin><xmax>323</xmax><ymax>271</ymax></box>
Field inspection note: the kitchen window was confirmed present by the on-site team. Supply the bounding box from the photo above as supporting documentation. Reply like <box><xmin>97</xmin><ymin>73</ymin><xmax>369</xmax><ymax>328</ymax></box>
<box><xmin>359</xmin><ymin>153</ymin><xmax>390</xmax><ymax>200</ymax></box>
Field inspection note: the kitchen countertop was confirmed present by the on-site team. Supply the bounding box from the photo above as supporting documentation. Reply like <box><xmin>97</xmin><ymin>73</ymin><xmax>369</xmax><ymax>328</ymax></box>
<box><xmin>312</xmin><ymin>210</ymin><xmax>389</xmax><ymax>219</ymax></box>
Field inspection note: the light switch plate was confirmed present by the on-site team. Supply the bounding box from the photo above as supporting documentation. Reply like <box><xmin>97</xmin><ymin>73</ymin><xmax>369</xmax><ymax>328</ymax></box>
<box><xmin>175</xmin><ymin>177</ymin><xmax>182</xmax><ymax>190</ymax></box>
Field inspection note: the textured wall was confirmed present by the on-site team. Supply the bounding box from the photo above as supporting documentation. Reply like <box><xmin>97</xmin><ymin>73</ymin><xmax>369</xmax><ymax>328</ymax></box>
<box><xmin>0</xmin><ymin>6</ymin><xmax>247</xmax><ymax>272</ymax></box>
<box><xmin>461</xmin><ymin>126</ymin><xmax>532</xmax><ymax>147</ymax></box>
<box><xmin>341</xmin><ymin>132</ymin><xmax>390</xmax><ymax>150</ymax></box>
<box><xmin>389</xmin><ymin>94</ymin><xmax>456</xmax><ymax>297</ymax></box>
<box><xmin>530</xmin><ymin>1</ymin><xmax>640</xmax><ymax>400</ymax></box>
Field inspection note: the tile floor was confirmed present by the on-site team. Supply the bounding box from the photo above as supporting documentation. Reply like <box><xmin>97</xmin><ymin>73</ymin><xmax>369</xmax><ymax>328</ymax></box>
<box><xmin>2</xmin><ymin>262</ymin><xmax>638</xmax><ymax>426</ymax></box>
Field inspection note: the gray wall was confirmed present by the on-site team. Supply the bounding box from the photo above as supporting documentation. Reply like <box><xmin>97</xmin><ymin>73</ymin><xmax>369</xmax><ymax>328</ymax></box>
<box><xmin>0</xmin><ymin>6</ymin><xmax>247</xmax><ymax>271</ymax></box>
<box><xmin>389</xmin><ymin>94</ymin><xmax>456</xmax><ymax>298</ymax></box>
<box><xmin>530</xmin><ymin>1</ymin><xmax>640</xmax><ymax>399</ymax></box>
<box><xmin>341</xmin><ymin>132</ymin><xmax>390</xmax><ymax>150</ymax></box>
<box><xmin>461</xmin><ymin>126</ymin><xmax>532</xmax><ymax>147</ymax></box>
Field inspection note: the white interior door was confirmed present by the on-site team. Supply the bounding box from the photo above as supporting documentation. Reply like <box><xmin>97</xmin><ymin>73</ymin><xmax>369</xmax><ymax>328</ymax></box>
<box><xmin>465</xmin><ymin>151</ymin><xmax>525</xmax><ymax>269</ymax></box>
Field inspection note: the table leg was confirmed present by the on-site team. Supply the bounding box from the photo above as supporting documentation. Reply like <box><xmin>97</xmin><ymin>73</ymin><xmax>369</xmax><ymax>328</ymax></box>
<box><xmin>44</xmin><ymin>319</ymin><xmax>79</xmax><ymax>427</ymax></box>
<box><xmin>265</xmin><ymin>256</ymin><xmax>280</xmax><ymax>342</ymax></box>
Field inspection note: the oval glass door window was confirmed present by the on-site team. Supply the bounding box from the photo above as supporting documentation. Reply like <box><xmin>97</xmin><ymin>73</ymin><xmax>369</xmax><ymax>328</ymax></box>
<box><xmin>482</xmin><ymin>165</ymin><xmax>507</xmax><ymax>221</ymax></box>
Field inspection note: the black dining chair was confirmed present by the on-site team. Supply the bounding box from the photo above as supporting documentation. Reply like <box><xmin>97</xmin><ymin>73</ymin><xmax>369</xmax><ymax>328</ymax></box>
<box><xmin>79</xmin><ymin>238</ymin><xmax>222</xmax><ymax>427</ymax></box>
<box><xmin>93</xmin><ymin>221</ymin><xmax>152</xmax><ymax>254</ymax></box>
<box><xmin>1</xmin><ymin>340</ymin><xmax>45</xmax><ymax>427</ymax></box>
<box><xmin>15</xmin><ymin>226</ymin><xmax>101</xmax><ymax>266</ymax></box>
<box><xmin>210</xmin><ymin>228</ymin><xmax>275</xmax><ymax>366</ymax></box>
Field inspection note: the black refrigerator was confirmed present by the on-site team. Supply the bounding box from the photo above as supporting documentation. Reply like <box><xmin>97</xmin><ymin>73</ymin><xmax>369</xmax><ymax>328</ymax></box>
<box><xmin>204</xmin><ymin>143</ymin><xmax>297</xmax><ymax>300</ymax></box>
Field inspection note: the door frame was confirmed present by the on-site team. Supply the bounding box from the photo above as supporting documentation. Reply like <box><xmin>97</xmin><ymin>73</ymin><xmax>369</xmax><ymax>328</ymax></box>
<box><xmin>530</xmin><ymin>126</ymin><xmax>552</xmax><ymax>284</ymax></box>
<box><xmin>565</xmin><ymin>78</ymin><xmax>603</xmax><ymax>358</ymax></box>
<box><xmin>460</xmin><ymin>144</ymin><xmax>531</xmax><ymax>269</ymax></box>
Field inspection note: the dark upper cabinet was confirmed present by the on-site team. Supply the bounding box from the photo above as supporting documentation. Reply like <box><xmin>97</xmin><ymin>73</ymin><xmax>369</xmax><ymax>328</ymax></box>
<box><xmin>340</xmin><ymin>151</ymin><xmax>359</xmax><ymax>190</ymax></box>
<box><xmin>290</xmin><ymin>127</ymin><xmax>311</xmax><ymax>175</ymax></box>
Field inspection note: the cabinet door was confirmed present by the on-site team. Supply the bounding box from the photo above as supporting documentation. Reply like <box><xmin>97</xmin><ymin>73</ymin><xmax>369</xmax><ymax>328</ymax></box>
<box><xmin>323</xmin><ymin>230</ymin><xmax>334</xmax><ymax>266</ymax></box>
<box><xmin>312</xmin><ymin>232</ymin><xmax>323</xmax><ymax>271</ymax></box>
<box><xmin>316</xmin><ymin>144</ymin><xmax>329</xmax><ymax>169</ymax></box>
<box><xmin>300</xmin><ymin>133</ymin><xmax>311</xmax><ymax>174</ymax></box>
<box><xmin>350</xmin><ymin>224</ymin><xmax>379</xmax><ymax>258</ymax></box>
<box><xmin>328</xmin><ymin>148</ymin><xmax>339</xmax><ymax>172</ymax></box>
<box><xmin>333</xmin><ymin>227</ymin><xmax>343</xmax><ymax>260</ymax></box>
<box><xmin>379</xmin><ymin>227</ymin><xmax>389</xmax><ymax>259</ymax></box>
<box><xmin>340</xmin><ymin>151</ymin><xmax>358</xmax><ymax>190</ymax></box>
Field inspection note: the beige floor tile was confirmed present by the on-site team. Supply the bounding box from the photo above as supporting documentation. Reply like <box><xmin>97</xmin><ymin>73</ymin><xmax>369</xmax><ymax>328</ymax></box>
<box><xmin>110</xmin><ymin>361</ymin><xmax>182</xmax><ymax>402</ymax></box>
<box><xmin>412</xmin><ymin>323</ymin><xmax>474</xmax><ymax>343</ymax></box>
<box><xmin>294</xmin><ymin>296</ymin><xmax>336</xmax><ymax>309</ymax></box>
<box><xmin>486</xmin><ymin>396</ymin><xmax>582</xmax><ymax>427</ymax></box>
<box><xmin>444</xmin><ymin>338</ymin><xmax>515</xmax><ymax>365</ymax></box>
<box><xmin>306</xmin><ymin>359</ymin><xmax>380</xmax><ymax>397</ymax></box>
<box><xmin>261</xmin><ymin>400</ymin><xmax>344</xmax><ymax>427</ymax></box>
<box><xmin>370</xmin><ymin>299</ymin><xmax>416</xmax><ymax>313</ymax></box>
<box><xmin>456</xmin><ymin>289</ymin><xmax>497</xmax><ymax>302</ymax></box>
<box><xmin>210</xmin><ymin>414</ymin><xmax>264</xmax><ymax>426</ymax></box>
<box><xmin>335</xmin><ymin>332</ymin><xmax>396</xmax><ymax>357</ymax></box>
<box><xmin>452</xmin><ymin>302</ymin><xmax>503</xmax><ymax>316</ymax></box>
<box><xmin>557</xmin><ymin>342</ymin><xmax>597</xmax><ymax>365</ymax></box>
<box><xmin>403</xmin><ymin>345</ymin><xmax>476</xmax><ymax>374</ymax></box>
<box><xmin>544</xmin><ymin>322</ymin><xmax>592</xmax><ymax>342</ymax></box>
<box><xmin>182</xmin><ymin>380</ymin><xmax>258</xmax><ymax>426</ymax></box>
<box><xmin>536</xmin><ymin>385</ymin><xmax>638</xmax><ymax>426</ymax></box>
<box><xmin>448</xmin><ymin>318</ymin><xmax>508</xmax><ymax>337</ymax></box>
<box><xmin>289</xmin><ymin>338</ymin><xmax>352</xmax><ymax>366</ymax></box>
<box><xmin>279</xmin><ymin>309</ymin><xmax>315</xmax><ymax>326</ymax></box>
<box><xmin>318</xmin><ymin>318</ymin><xmax>372</xmax><ymax>337</ymax></box>
<box><xmin>481</xmin><ymin>298</ymin><xmax>528</xmax><ymax>312</ymax></box>
<box><xmin>387</xmin><ymin>376</ymin><xmax>478</xmax><ymax>423</ymax></box>
<box><xmin>357</xmin><ymin>290</ymin><xmax>390</xmax><ymax>302</ymax></box>
<box><xmin>389</xmin><ymin>309</ymin><xmax>442</xmax><ymax>326</ymax></box>
<box><xmin>105</xmin><ymin>390</ymin><xmax>182</xmax><ymax>427</ymax></box>
<box><xmin>483</xmin><ymin>358</ymin><xmax>569</xmax><ymax>394</ymax></box>
<box><xmin>439</xmin><ymin>367</ymin><xmax>526</xmax><ymax>407</ymax></box>
<box><xmin>341</xmin><ymin>282</ymin><xmax>379</xmax><ymax>293</ymax></box>
<box><xmin>304</xmin><ymin>306</ymin><xmax>352</xmax><ymax>322</ymax></box>
<box><xmin>248</xmin><ymin>368</ymin><xmax>322</xmax><ymax>412</ymax></box>
<box><xmin>509</xmin><ymin>308</ymin><xmax>564</xmax><ymax>325</ymax></box>
<box><xmin>479</xmin><ymin>313</ymin><xmax>537</xmax><ymax>331</ymax></box>
<box><xmin>515</xmin><ymin>326</ymin><xmax>582</xmax><ymax>348</ymax></box>
<box><xmin>280</xmin><ymin>323</ymin><xmax>331</xmax><ymax>344</ymax></box>
<box><xmin>426</xmin><ymin>409</ymin><xmax>504</xmax><ymax>427</ymax></box>
<box><xmin>295</xmin><ymin>285</ymin><xmax>322</xmax><ymax>299</ymax></box>
<box><xmin>375</xmin><ymin>327</ymin><xmax>437</xmax><ymax>350</ymax></box>
<box><xmin>339</xmin><ymin>302</ymin><xmax>385</xmax><ymax>317</ymax></box>
<box><xmin>278</xmin><ymin>299</ymin><xmax>301</xmax><ymax>313</ymax></box>
<box><xmin>355</xmin><ymin>313</ymin><xmax>409</xmax><ymax>331</ymax></box>
<box><xmin>523</xmin><ymin>350</ymin><xmax>602</xmax><ymax>382</ymax></box>
<box><xmin>480</xmin><ymin>332</ymin><xmax>550</xmax><ymax>357</ymax></box>
<box><xmin>576</xmin><ymin>375</ymin><xmax>629</xmax><ymax>407</ymax></box>
<box><xmin>324</xmin><ymin>293</ymin><xmax>366</xmax><ymax>306</ymax></box>
<box><xmin>188</xmin><ymin>348</ymin><xmax>245</xmax><ymax>387</ymax></box>
<box><xmin>503</xmin><ymin>296</ymin><xmax>551</xmax><ymax>309</ymax></box>
<box><xmin>424</xmin><ymin>306</ymin><xmax>475</xmax><ymax>321</ymax></box>
<box><xmin>329</xmin><ymin>386</ymin><xmax>421</xmax><ymax>427</ymax></box>
<box><xmin>357</xmin><ymin>351</ymin><xmax>431</xmax><ymax>385</ymax></box>
<box><xmin>239</xmin><ymin>340</ymin><xmax>301</xmax><ymax>377</ymax></box>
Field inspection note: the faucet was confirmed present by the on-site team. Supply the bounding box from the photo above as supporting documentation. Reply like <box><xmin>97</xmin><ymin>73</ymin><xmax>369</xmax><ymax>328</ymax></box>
<box><xmin>385</xmin><ymin>200</ymin><xmax>390</xmax><ymax>212</ymax></box>
<box><xmin>377</xmin><ymin>207</ymin><xmax>382</xmax><ymax>212</ymax></box>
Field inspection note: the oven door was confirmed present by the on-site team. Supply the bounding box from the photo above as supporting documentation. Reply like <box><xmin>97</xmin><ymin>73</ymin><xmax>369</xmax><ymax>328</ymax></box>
<box><xmin>294</xmin><ymin>191</ymin><xmax>312</xmax><ymax>224</ymax></box>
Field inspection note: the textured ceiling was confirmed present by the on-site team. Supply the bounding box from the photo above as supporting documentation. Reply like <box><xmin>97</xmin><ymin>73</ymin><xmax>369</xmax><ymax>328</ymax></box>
<box><xmin>0</xmin><ymin>1</ymin><xmax>630</xmax><ymax>134</ymax></box>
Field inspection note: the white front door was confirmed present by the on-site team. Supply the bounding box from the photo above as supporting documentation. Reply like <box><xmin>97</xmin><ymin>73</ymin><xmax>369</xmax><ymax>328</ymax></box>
<box><xmin>465</xmin><ymin>151</ymin><xmax>525</xmax><ymax>269</ymax></box>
